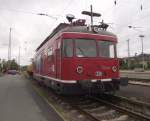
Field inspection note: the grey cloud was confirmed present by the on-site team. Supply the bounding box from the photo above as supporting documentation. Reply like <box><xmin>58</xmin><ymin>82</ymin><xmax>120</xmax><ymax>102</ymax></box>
<box><xmin>0</xmin><ymin>0</ymin><xmax>150</xmax><ymax>65</ymax></box>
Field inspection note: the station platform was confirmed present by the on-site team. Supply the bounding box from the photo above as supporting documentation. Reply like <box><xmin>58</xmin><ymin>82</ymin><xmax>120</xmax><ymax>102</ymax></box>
<box><xmin>120</xmin><ymin>70</ymin><xmax>150</xmax><ymax>80</ymax></box>
<box><xmin>0</xmin><ymin>75</ymin><xmax>63</xmax><ymax>121</ymax></box>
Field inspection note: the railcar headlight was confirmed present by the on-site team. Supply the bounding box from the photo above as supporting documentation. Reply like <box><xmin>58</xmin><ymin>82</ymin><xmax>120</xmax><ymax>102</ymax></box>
<box><xmin>76</xmin><ymin>66</ymin><xmax>83</xmax><ymax>74</ymax></box>
<box><xmin>112</xmin><ymin>66</ymin><xmax>117</xmax><ymax>72</ymax></box>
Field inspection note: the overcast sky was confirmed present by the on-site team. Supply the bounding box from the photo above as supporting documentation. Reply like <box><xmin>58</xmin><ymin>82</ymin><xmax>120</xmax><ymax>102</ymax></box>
<box><xmin>0</xmin><ymin>0</ymin><xmax>150</xmax><ymax>65</ymax></box>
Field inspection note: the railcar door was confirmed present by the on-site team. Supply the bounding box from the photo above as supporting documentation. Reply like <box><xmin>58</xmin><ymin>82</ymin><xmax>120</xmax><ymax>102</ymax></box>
<box><xmin>40</xmin><ymin>52</ymin><xmax>45</xmax><ymax>74</ymax></box>
<box><xmin>55</xmin><ymin>39</ymin><xmax>62</xmax><ymax>79</ymax></box>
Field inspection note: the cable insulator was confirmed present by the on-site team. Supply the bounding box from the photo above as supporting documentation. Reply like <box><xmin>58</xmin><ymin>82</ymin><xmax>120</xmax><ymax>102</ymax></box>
<box><xmin>114</xmin><ymin>0</ymin><xmax>117</xmax><ymax>5</ymax></box>
<box><xmin>140</xmin><ymin>4</ymin><xmax>143</xmax><ymax>11</ymax></box>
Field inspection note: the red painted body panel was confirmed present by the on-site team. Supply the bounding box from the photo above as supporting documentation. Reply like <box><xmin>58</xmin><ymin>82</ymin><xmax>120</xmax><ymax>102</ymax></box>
<box><xmin>61</xmin><ymin>58</ymin><xmax>119</xmax><ymax>80</ymax></box>
<box><xmin>62</xmin><ymin>32</ymin><xmax>117</xmax><ymax>42</ymax></box>
<box><xmin>34</xmin><ymin>31</ymin><xmax>119</xmax><ymax>82</ymax></box>
<box><xmin>60</xmin><ymin>32</ymin><xmax>119</xmax><ymax>81</ymax></box>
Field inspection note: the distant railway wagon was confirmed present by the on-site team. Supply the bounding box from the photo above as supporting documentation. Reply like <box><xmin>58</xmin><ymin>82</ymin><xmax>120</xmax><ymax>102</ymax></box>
<box><xmin>27</xmin><ymin>64</ymin><xmax>33</xmax><ymax>76</ymax></box>
<box><xmin>33</xmin><ymin>15</ymin><xmax>127</xmax><ymax>95</ymax></box>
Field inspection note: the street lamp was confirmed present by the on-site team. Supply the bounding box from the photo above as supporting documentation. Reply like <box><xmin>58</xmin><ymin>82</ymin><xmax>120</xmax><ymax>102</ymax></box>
<box><xmin>127</xmin><ymin>39</ymin><xmax>130</xmax><ymax>69</ymax></box>
<box><xmin>139</xmin><ymin>34</ymin><xmax>145</xmax><ymax>70</ymax></box>
<box><xmin>8</xmin><ymin>28</ymin><xmax>12</xmax><ymax>61</ymax></box>
<box><xmin>128</xmin><ymin>25</ymin><xmax>143</xmax><ymax>32</ymax></box>
<box><xmin>128</xmin><ymin>25</ymin><xmax>145</xmax><ymax>70</ymax></box>
<box><xmin>18</xmin><ymin>46</ymin><xmax>21</xmax><ymax>72</ymax></box>
<box><xmin>139</xmin><ymin>34</ymin><xmax>144</xmax><ymax>54</ymax></box>
<box><xmin>128</xmin><ymin>26</ymin><xmax>142</xmax><ymax>29</ymax></box>
<box><xmin>37</xmin><ymin>13</ymin><xmax>57</xmax><ymax>20</ymax></box>
<box><xmin>128</xmin><ymin>26</ymin><xmax>144</xmax><ymax>53</ymax></box>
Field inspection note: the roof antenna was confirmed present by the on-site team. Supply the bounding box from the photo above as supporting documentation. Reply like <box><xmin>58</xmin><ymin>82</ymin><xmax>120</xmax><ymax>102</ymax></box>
<box><xmin>82</xmin><ymin>5</ymin><xmax>101</xmax><ymax>27</ymax></box>
<box><xmin>66</xmin><ymin>14</ymin><xmax>75</xmax><ymax>23</ymax></box>
<box><xmin>99</xmin><ymin>20</ymin><xmax>109</xmax><ymax>30</ymax></box>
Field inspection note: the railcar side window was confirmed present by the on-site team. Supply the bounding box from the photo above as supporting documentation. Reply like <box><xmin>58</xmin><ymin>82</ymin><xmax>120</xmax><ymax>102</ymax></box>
<box><xmin>47</xmin><ymin>47</ymin><xmax>54</xmax><ymax>61</ymax></box>
<box><xmin>98</xmin><ymin>41</ymin><xmax>115</xmax><ymax>58</ymax></box>
<box><xmin>36</xmin><ymin>55</ymin><xmax>42</xmax><ymax>73</ymax></box>
<box><xmin>47</xmin><ymin>48</ymin><xmax>53</xmax><ymax>56</ymax></box>
<box><xmin>75</xmin><ymin>39</ymin><xmax>97</xmax><ymax>57</ymax></box>
<box><xmin>62</xmin><ymin>39</ymin><xmax>73</xmax><ymax>57</ymax></box>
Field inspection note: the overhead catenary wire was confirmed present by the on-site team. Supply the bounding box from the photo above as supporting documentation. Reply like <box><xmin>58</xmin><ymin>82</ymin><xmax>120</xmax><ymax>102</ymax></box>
<box><xmin>0</xmin><ymin>7</ymin><xmax>57</xmax><ymax>20</ymax></box>
<box><xmin>1</xmin><ymin>0</ymin><xmax>150</xmax><ymax>58</ymax></box>
<box><xmin>103</xmin><ymin>0</ymin><xmax>149</xmax><ymax>30</ymax></box>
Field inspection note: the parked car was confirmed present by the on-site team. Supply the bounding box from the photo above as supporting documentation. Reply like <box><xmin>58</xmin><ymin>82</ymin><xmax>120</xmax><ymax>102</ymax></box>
<box><xmin>7</xmin><ymin>70</ymin><xmax>17</xmax><ymax>75</ymax></box>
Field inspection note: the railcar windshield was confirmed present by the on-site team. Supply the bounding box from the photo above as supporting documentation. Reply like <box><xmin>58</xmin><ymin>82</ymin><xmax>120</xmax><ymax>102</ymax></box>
<box><xmin>98</xmin><ymin>41</ymin><xmax>116</xmax><ymax>58</ymax></box>
<box><xmin>62</xmin><ymin>39</ymin><xmax>73</xmax><ymax>57</ymax></box>
<box><xmin>75</xmin><ymin>39</ymin><xmax>97</xmax><ymax>57</ymax></box>
<box><xmin>62</xmin><ymin>39</ymin><xmax>116</xmax><ymax>58</ymax></box>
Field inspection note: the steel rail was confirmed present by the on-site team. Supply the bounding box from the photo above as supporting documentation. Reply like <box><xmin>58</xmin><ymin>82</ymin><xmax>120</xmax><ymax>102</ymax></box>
<box><xmin>109</xmin><ymin>94</ymin><xmax>150</xmax><ymax>108</ymax></box>
<box><xmin>89</xmin><ymin>95</ymin><xmax>150</xmax><ymax>121</ymax></box>
<box><xmin>31</xmin><ymin>77</ymin><xmax>150</xmax><ymax>121</ymax></box>
<box><xmin>71</xmin><ymin>104</ymin><xmax>101</xmax><ymax>121</ymax></box>
<box><xmin>121</xmin><ymin>77</ymin><xmax>150</xmax><ymax>82</ymax></box>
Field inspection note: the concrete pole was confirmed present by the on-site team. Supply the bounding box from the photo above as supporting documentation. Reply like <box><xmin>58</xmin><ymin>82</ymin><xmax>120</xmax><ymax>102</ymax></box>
<box><xmin>90</xmin><ymin>5</ymin><xmax>93</xmax><ymax>26</ymax></box>
<box><xmin>18</xmin><ymin>46</ymin><xmax>21</xmax><ymax>72</ymax></box>
<box><xmin>139</xmin><ymin>35</ymin><xmax>145</xmax><ymax>70</ymax></box>
<box><xmin>127</xmin><ymin>39</ymin><xmax>130</xmax><ymax>57</ymax></box>
<box><xmin>127</xmin><ymin>39</ymin><xmax>130</xmax><ymax>69</ymax></box>
<box><xmin>8</xmin><ymin>28</ymin><xmax>12</xmax><ymax>61</ymax></box>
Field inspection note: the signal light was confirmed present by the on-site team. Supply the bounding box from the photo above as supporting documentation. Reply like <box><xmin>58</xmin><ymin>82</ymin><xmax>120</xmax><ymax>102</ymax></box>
<box><xmin>112</xmin><ymin>66</ymin><xmax>117</xmax><ymax>72</ymax></box>
<box><xmin>76</xmin><ymin>66</ymin><xmax>83</xmax><ymax>74</ymax></box>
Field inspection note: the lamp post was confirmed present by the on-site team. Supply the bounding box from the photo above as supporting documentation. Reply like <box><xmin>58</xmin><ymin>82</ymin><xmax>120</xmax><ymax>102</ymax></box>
<box><xmin>8</xmin><ymin>28</ymin><xmax>12</xmax><ymax>61</ymax></box>
<box><xmin>37</xmin><ymin>13</ymin><xmax>57</xmax><ymax>20</ymax></box>
<box><xmin>139</xmin><ymin>35</ymin><xmax>144</xmax><ymax>54</ymax></box>
<box><xmin>127</xmin><ymin>39</ymin><xmax>130</xmax><ymax>69</ymax></box>
<box><xmin>128</xmin><ymin>25</ymin><xmax>145</xmax><ymax>70</ymax></box>
<box><xmin>139</xmin><ymin>34</ymin><xmax>145</xmax><ymax>70</ymax></box>
<box><xmin>7</xmin><ymin>28</ymin><xmax>12</xmax><ymax>70</ymax></box>
<box><xmin>18</xmin><ymin>46</ymin><xmax>21</xmax><ymax>72</ymax></box>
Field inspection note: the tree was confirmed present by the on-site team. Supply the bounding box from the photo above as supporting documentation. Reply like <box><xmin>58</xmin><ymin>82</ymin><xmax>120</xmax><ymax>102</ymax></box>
<box><xmin>147</xmin><ymin>62</ymin><xmax>150</xmax><ymax>70</ymax></box>
<box><xmin>9</xmin><ymin>59</ymin><xmax>18</xmax><ymax>70</ymax></box>
<box><xmin>1</xmin><ymin>59</ymin><xmax>7</xmax><ymax>73</ymax></box>
<box><xmin>120</xmin><ymin>59</ymin><xmax>128</xmax><ymax>69</ymax></box>
<box><xmin>0</xmin><ymin>59</ymin><xmax>2</xmax><ymax>72</ymax></box>
<box><xmin>0</xmin><ymin>59</ymin><xmax>19</xmax><ymax>73</ymax></box>
<box><xmin>129</xmin><ymin>60</ymin><xmax>136</xmax><ymax>69</ymax></box>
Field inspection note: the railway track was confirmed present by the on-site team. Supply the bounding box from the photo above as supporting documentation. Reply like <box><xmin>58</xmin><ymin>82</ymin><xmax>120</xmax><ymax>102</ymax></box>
<box><xmin>119</xmin><ymin>77</ymin><xmax>150</xmax><ymax>86</ymax></box>
<box><xmin>49</xmin><ymin>92</ymin><xmax>150</xmax><ymax>121</ymax></box>
<box><xmin>128</xmin><ymin>79</ymin><xmax>150</xmax><ymax>87</ymax></box>
<box><xmin>67</xmin><ymin>94</ymin><xmax>150</xmax><ymax>121</ymax></box>
<box><xmin>31</xmin><ymin>79</ymin><xmax>150</xmax><ymax>121</ymax></box>
<box><xmin>91</xmin><ymin>94</ymin><xmax>150</xmax><ymax>121</ymax></box>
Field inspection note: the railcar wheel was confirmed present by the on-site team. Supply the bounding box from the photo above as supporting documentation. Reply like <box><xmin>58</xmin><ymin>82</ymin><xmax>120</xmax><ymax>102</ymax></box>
<box><xmin>105</xmin><ymin>83</ymin><xmax>116</xmax><ymax>95</ymax></box>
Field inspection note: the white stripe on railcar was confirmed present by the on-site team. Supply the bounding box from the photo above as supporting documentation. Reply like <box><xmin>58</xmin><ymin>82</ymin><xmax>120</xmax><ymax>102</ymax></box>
<box><xmin>101</xmin><ymin>78</ymin><xmax>112</xmax><ymax>82</ymax></box>
<box><xmin>34</xmin><ymin>73</ymin><xmax>77</xmax><ymax>84</ymax></box>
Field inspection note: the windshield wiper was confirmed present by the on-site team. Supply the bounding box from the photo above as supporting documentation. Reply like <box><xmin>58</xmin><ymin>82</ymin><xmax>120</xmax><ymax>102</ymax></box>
<box><xmin>77</xmin><ymin>47</ymin><xmax>85</xmax><ymax>57</ymax></box>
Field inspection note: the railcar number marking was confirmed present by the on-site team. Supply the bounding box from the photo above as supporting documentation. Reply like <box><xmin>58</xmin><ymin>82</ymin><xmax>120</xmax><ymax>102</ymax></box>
<box><xmin>95</xmin><ymin>71</ymin><xmax>102</xmax><ymax>76</ymax></box>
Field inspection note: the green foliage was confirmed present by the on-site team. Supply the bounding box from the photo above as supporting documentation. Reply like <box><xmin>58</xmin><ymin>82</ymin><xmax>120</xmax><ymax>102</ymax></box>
<box><xmin>0</xmin><ymin>59</ymin><xmax>19</xmax><ymax>72</ymax></box>
<box><xmin>9</xmin><ymin>59</ymin><xmax>18</xmax><ymax>70</ymax></box>
<box><xmin>20</xmin><ymin>66</ymin><xmax>27</xmax><ymax>71</ymax></box>
<box><xmin>120</xmin><ymin>60</ymin><xmax>128</xmax><ymax>69</ymax></box>
<box><xmin>129</xmin><ymin>60</ymin><xmax>135</xmax><ymax>69</ymax></box>
<box><xmin>147</xmin><ymin>62</ymin><xmax>150</xmax><ymax>69</ymax></box>
<box><xmin>120</xmin><ymin>58</ymin><xmax>150</xmax><ymax>70</ymax></box>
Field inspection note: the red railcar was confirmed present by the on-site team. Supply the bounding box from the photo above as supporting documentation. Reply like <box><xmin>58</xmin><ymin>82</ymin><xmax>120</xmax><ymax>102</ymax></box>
<box><xmin>33</xmin><ymin>19</ymin><xmax>127</xmax><ymax>94</ymax></box>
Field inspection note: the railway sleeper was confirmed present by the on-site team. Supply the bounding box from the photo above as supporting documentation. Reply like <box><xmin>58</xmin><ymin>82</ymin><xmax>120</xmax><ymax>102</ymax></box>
<box><xmin>102</xmin><ymin>115</ymin><xmax>129</xmax><ymax>121</ymax></box>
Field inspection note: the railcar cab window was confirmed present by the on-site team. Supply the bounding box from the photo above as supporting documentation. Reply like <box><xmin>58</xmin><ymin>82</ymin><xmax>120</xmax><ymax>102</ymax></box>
<box><xmin>75</xmin><ymin>39</ymin><xmax>97</xmax><ymax>57</ymax></box>
<box><xmin>98</xmin><ymin>41</ymin><xmax>116</xmax><ymax>58</ymax></box>
<box><xmin>62</xmin><ymin>39</ymin><xmax>73</xmax><ymax>57</ymax></box>
<box><xmin>47</xmin><ymin>47</ymin><xmax>53</xmax><ymax>60</ymax></box>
